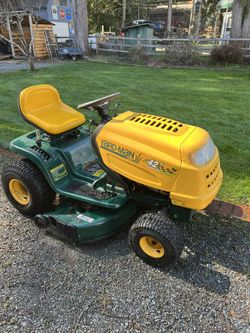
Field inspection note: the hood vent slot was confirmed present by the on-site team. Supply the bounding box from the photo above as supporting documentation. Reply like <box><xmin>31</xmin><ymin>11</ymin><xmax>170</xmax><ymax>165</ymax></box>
<box><xmin>129</xmin><ymin>114</ymin><xmax>184</xmax><ymax>134</ymax></box>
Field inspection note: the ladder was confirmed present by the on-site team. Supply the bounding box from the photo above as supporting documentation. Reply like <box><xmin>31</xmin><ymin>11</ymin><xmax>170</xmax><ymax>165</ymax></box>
<box><xmin>44</xmin><ymin>30</ymin><xmax>57</xmax><ymax>59</ymax></box>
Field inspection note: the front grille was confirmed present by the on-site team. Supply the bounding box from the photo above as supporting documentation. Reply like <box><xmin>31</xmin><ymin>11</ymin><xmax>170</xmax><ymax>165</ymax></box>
<box><xmin>129</xmin><ymin>114</ymin><xmax>184</xmax><ymax>134</ymax></box>
<box><xmin>206</xmin><ymin>162</ymin><xmax>220</xmax><ymax>188</ymax></box>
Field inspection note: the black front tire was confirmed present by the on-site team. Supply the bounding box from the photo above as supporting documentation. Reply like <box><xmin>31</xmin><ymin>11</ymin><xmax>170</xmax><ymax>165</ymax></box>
<box><xmin>2</xmin><ymin>159</ymin><xmax>55</xmax><ymax>216</ymax></box>
<box><xmin>129</xmin><ymin>212</ymin><xmax>184</xmax><ymax>267</ymax></box>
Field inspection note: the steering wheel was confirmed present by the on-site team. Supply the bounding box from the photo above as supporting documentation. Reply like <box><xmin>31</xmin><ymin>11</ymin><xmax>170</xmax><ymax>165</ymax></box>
<box><xmin>77</xmin><ymin>92</ymin><xmax>120</xmax><ymax>111</ymax></box>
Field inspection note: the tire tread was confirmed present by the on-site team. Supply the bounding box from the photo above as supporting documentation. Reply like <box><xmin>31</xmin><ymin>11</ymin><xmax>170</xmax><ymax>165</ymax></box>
<box><xmin>2</xmin><ymin>158</ymin><xmax>55</xmax><ymax>216</ymax></box>
<box><xmin>129</xmin><ymin>212</ymin><xmax>184</xmax><ymax>266</ymax></box>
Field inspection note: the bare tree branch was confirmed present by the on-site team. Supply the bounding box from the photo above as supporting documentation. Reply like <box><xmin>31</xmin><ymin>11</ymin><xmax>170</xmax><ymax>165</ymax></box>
<box><xmin>0</xmin><ymin>33</ymin><xmax>28</xmax><ymax>56</ymax></box>
<box><xmin>0</xmin><ymin>2</ymin><xmax>35</xmax><ymax>69</ymax></box>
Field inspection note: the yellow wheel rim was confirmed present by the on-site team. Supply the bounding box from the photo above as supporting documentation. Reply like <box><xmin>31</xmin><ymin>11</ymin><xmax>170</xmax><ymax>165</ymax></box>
<box><xmin>139</xmin><ymin>236</ymin><xmax>165</xmax><ymax>259</ymax></box>
<box><xmin>9</xmin><ymin>179</ymin><xmax>30</xmax><ymax>205</ymax></box>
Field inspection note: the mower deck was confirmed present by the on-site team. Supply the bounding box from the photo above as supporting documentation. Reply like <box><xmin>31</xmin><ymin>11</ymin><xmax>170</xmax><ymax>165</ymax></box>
<box><xmin>37</xmin><ymin>200</ymin><xmax>137</xmax><ymax>243</ymax></box>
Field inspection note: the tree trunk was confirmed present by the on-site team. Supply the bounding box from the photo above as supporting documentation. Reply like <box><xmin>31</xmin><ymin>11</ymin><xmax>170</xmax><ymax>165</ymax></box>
<box><xmin>122</xmin><ymin>0</ymin><xmax>126</xmax><ymax>28</ymax></box>
<box><xmin>188</xmin><ymin>0</ymin><xmax>195</xmax><ymax>36</ymax></box>
<box><xmin>213</xmin><ymin>12</ymin><xmax>219</xmax><ymax>38</ymax></box>
<box><xmin>242</xmin><ymin>2</ymin><xmax>250</xmax><ymax>38</ymax></box>
<box><xmin>6</xmin><ymin>13</ymin><xmax>15</xmax><ymax>58</ymax></box>
<box><xmin>27</xmin><ymin>56</ymin><xmax>35</xmax><ymax>71</ymax></box>
<box><xmin>167</xmin><ymin>0</ymin><xmax>173</xmax><ymax>35</ymax></box>
<box><xmin>72</xmin><ymin>0</ymin><xmax>89</xmax><ymax>55</ymax></box>
<box><xmin>194</xmin><ymin>0</ymin><xmax>203</xmax><ymax>37</ymax></box>
<box><xmin>231</xmin><ymin>0</ymin><xmax>244</xmax><ymax>37</ymax></box>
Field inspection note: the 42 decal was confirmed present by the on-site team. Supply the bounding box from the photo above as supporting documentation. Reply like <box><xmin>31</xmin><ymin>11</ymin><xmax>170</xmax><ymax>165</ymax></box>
<box><xmin>146</xmin><ymin>159</ymin><xmax>178</xmax><ymax>176</ymax></box>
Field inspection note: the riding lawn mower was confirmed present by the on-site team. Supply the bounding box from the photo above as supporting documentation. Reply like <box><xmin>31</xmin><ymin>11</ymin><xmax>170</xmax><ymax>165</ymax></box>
<box><xmin>1</xmin><ymin>85</ymin><xmax>223</xmax><ymax>267</ymax></box>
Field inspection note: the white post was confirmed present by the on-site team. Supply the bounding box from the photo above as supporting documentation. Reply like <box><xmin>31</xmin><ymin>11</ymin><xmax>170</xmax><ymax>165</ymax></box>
<box><xmin>137</xmin><ymin>34</ymin><xmax>141</xmax><ymax>47</ymax></box>
<box><xmin>167</xmin><ymin>0</ymin><xmax>173</xmax><ymax>36</ymax></box>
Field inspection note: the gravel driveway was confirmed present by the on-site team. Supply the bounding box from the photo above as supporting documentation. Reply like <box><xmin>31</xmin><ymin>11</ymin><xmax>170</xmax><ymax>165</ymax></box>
<box><xmin>0</xmin><ymin>149</ymin><xmax>249</xmax><ymax>333</ymax></box>
<box><xmin>0</xmin><ymin>60</ymin><xmax>61</xmax><ymax>73</ymax></box>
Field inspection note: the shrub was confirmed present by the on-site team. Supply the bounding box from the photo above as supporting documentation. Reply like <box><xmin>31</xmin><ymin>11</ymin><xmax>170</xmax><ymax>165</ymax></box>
<box><xmin>164</xmin><ymin>42</ymin><xmax>200</xmax><ymax>66</ymax></box>
<box><xmin>127</xmin><ymin>46</ymin><xmax>149</xmax><ymax>64</ymax></box>
<box><xmin>210</xmin><ymin>44</ymin><xmax>244</xmax><ymax>65</ymax></box>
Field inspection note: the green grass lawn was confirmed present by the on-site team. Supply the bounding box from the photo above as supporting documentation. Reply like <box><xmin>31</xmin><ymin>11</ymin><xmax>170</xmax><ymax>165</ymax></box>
<box><xmin>0</xmin><ymin>62</ymin><xmax>249</xmax><ymax>204</ymax></box>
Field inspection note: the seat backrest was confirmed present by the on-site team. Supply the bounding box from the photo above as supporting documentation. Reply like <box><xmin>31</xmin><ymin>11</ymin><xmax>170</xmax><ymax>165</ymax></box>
<box><xmin>19</xmin><ymin>84</ymin><xmax>62</xmax><ymax>118</ymax></box>
<box><xmin>18</xmin><ymin>84</ymin><xmax>86</xmax><ymax>135</ymax></box>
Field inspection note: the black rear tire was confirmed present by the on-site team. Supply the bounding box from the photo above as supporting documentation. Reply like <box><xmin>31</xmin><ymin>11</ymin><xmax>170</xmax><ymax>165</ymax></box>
<box><xmin>2</xmin><ymin>159</ymin><xmax>55</xmax><ymax>216</ymax></box>
<box><xmin>129</xmin><ymin>212</ymin><xmax>184</xmax><ymax>267</ymax></box>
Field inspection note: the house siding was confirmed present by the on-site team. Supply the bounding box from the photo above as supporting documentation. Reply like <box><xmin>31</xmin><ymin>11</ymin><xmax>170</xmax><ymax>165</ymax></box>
<box><xmin>35</xmin><ymin>0</ymin><xmax>74</xmax><ymax>37</ymax></box>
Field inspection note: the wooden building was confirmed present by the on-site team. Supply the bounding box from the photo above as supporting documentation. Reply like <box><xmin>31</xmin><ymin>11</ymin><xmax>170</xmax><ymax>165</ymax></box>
<box><xmin>0</xmin><ymin>14</ymin><xmax>56</xmax><ymax>59</ymax></box>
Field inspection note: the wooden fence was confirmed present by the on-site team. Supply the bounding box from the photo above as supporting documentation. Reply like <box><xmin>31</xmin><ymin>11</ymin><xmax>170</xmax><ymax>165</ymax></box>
<box><xmin>95</xmin><ymin>36</ymin><xmax>250</xmax><ymax>57</ymax></box>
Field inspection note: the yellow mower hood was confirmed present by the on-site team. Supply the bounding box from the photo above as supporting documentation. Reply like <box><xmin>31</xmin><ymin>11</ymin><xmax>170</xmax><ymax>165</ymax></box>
<box><xmin>95</xmin><ymin>111</ymin><xmax>222</xmax><ymax>210</ymax></box>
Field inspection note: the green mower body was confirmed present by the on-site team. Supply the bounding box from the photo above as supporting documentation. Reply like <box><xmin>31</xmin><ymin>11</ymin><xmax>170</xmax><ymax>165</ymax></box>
<box><xmin>10</xmin><ymin>127</ymin><xmax>138</xmax><ymax>243</ymax></box>
<box><xmin>9</xmin><ymin>126</ymin><xmax>191</xmax><ymax>244</ymax></box>
<box><xmin>10</xmin><ymin>128</ymin><xmax>128</xmax><ymax>209</ymax></box>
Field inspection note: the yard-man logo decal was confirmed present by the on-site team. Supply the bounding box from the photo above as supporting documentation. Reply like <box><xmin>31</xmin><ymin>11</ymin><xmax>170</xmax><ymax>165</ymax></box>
<box><xmin>100</xmin><ymin>140</ymin><xmax>178</xmax><ymax>176</ymax></box>
<box><xmin>101</xmin><ymin>140</ymin><xmax>143</xmax><ymax>164</ymax></box>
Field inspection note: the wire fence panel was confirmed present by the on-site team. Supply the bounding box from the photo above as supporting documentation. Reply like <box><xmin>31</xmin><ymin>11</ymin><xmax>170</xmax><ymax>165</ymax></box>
<box><xmin>93</xmin><ymin>35</ymin><xmax>250</xmax><ymax>57</ymax></box>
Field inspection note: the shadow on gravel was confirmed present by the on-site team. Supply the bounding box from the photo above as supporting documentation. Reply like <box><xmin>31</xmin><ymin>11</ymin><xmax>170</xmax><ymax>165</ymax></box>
<box><xmin>167</xmin><ymin>213</ymin><xmax>250</xmax><ymax>295</ymax></box>
<box><xmin>45</xmin><ymin>227</ymin><xmax>132</xmax><ymax>257</ymax></box>
<box><xmin>168</xmin><ymin>257</ymin><xmax>231</xmax><ymax>295</ymax></box>
<box><xmin>66</xmin><ymin>212</ymin><xmax>249</xmax><ymax>296</ymax></box>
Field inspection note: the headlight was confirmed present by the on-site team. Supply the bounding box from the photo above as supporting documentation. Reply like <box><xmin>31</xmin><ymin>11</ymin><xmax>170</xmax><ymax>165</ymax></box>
<box><xmin>190</xmin><ymin>137</ymin><xmax>216</xmax><ymax>166</ymax></box>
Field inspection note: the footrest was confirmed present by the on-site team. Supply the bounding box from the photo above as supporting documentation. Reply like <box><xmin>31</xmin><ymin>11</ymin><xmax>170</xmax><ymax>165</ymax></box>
<box><xmin>84</xmin><ymin>162</ymin><xmax>105</xmax><ymax>177</ymax></box>
<box><xmin>68</xmin><ymin>182</ymin><xmax>113</xmax><ymax>200</ymax></box>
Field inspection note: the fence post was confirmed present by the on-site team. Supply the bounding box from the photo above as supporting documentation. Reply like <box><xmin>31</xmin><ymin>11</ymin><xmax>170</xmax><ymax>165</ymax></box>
<box><xmin>137</xmin><ymin>34</ymin><xmax>141</xmax><ymax>47</ymax></box>
<box><xmin>96</xmin><ymin>34</ymin><xmax>99</xmax><ymax>55</ymax></box>
<box><xmin>121</xmin><ymin>34</ymin><xmax>124</xmax><ymax>51</ymax></box>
